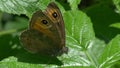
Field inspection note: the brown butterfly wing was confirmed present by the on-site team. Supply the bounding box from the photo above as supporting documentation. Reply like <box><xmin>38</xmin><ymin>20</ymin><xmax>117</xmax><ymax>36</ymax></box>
<box><xmin>20</xmin><ymin>10</ymin><xmax>60</xmax><ymax>55</ymax></box>
<box><xmin>44</xmin><ymin>2</ymin><xmax>66</xmax><ymax>51</ymax></box>
<box><xmin>20</xmin><ymin>2</ymin><xmax>68</xmax><ymax>56</ymax></box>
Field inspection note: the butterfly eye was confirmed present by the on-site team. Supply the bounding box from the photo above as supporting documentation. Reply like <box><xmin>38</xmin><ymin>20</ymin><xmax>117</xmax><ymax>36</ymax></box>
<box><xmin>41</xmin><ymin>20</ymin><xmax>48</xmax><ymax>25</ymax></box>
<box><xmin>52</xmin><ymin>12</ymin><xmax>57</xmax><ymax>18</ymax></box>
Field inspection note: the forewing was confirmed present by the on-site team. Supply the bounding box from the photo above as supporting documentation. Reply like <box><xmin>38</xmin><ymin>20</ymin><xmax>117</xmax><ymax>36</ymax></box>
<box><xmin>44</xmin><ymin>2</ymin><xmax>65</xmax><ymax>48</ymax></box>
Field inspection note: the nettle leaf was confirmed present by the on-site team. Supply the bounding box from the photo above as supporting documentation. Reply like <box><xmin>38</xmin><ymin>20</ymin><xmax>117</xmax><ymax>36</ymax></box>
<box><xmin>58</xmin><ymin>10</ymin><xmax>95</xmax><ymax>67</ymax></box>
<box><xmin>64</xmin><ymin>10</ymin><xmax>95</xmax><ymax>49</ymax></box>
<box><xmin>67</xmin><ymin>0</ymin><xmax>81</xmax><ymax>10</ymax></box>
<box><xmin>0</xmin><ymin>0</ymin><xmax>51</xmax><ymax>17</ymax></box>
<box><xmin>98</xmin><ymin>35</ymin><xmax>120</xmax><ymax>68</ymax></box>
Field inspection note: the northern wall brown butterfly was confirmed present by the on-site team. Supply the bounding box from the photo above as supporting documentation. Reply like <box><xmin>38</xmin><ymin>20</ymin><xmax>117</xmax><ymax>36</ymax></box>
<box><xmin>20</xmin><ymin>2</ymin><xmax>68</xmax><ymax>56</ymax></box>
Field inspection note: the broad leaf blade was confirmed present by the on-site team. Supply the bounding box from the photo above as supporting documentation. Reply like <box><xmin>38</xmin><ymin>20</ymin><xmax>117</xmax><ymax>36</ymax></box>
<box><xmin>98</xmin><ymin>35</ymin><xmax>120</xmax><ymax>68</ymax></box>
<box><xmin>58</xmin><ymin>10</ymin><xmax>95</xmax><ymax>66</ymax></box>
<box><xmin>64</xmin><ymin>10</ymin><xmax>95</xmax><ymax>49</ymax></box>
<box><xmin>0</xmin><ymin>0</ymin><xmax>50</xmax><ymax>17</ymax></box>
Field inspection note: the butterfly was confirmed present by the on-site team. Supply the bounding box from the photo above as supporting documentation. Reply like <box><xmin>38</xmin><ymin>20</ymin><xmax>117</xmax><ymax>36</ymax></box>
<box><xmin>20</xmin><ymin>2</ymin><xmax>68</xmax><ymax>56</ymax></box>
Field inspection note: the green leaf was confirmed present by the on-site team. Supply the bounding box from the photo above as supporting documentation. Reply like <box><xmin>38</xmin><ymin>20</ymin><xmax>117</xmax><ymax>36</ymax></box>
<box><xmin>87</xmin><ymin>38</ymin><xmax>106</xmax><ymax>67</ymax></box>
<box><xmin>0</xmin><ymin>0</ymin><xmax>51</xmax><ymax>17</ymax></box>
<box><xmin>110</xmin><ymin>22</ymin><xmax>120</xmax><ymax>29</ymax></box>
<box><xmin>113</xmin><ymin>0</ymin><xmax>120</xmax><ymax>14</ymax></box>
<box><xmin>98</xmin><ymin>35</ymin><xmax>120</xmax><ymax>68</ymax></box>
<box><xmin>58</xmin><ymin>10</ymin><xmax>95</xmax><ymax>67</ymax></box>
<box><xmin>67</xmin><ymin>0</ymin><xmax>81</xmax><ymax>10</ymax></box>
<box><xmin>64</xmin><ymin>10</ymin><xmax>95</xmax><ymax>49</ymax></box>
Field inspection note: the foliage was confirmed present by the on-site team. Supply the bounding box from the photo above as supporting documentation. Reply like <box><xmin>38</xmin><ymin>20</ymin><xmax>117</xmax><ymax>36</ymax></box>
<box><xmin>0</xmin><ymin>0</ymin><xmax>120</xmax><ymax>68</ymax></box>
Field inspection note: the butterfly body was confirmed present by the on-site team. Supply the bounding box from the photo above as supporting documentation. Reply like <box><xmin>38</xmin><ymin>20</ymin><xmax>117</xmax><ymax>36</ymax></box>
<box><xmin>20</xmin><ymin>2</ymin><xmax>68</xmax><ymax>56</ymax></box>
